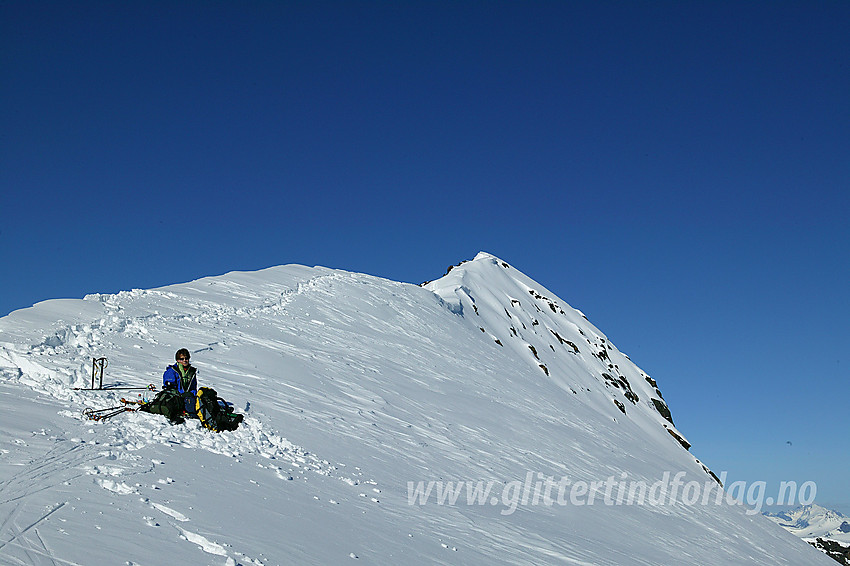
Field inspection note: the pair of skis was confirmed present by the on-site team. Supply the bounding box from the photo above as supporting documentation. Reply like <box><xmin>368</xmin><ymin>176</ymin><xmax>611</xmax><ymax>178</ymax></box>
<box><xmin>71</xmin><ymin>357</ymin><xmax>158</xmax><ymax>391</ymax></box>
<box><xmin>73</xmin><ymin>357</ymin><xmax>159</xmax><ymax>421</ymax></box>
<box><xmin>73</xmin><ymin>383</ymin><xmax>158</xmax><ymax>391</ymax></box>
<box><xmin>83</xmin><ymin>397</ymin><xmax>147</xmax><ymax>421</ymax></box>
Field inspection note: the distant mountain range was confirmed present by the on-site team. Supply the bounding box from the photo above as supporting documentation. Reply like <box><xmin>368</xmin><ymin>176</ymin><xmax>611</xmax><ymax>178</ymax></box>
<box><xmin>764</xmin><ymin>504</ymin><xmax>850</xmax><ymax>564</ymax></box>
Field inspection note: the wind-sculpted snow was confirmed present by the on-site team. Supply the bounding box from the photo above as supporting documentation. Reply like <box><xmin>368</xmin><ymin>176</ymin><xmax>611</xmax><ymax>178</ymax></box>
<box><xmin>0</xmin><ymin>255</ymin><xmax>833</xmax><ymax>565</ymax></box>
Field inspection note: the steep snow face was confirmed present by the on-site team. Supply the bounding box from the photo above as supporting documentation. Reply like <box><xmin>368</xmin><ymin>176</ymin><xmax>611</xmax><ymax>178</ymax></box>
<box><xmin>425</xmin><ymin>252</ymin><xmax>690</xmax><ymax>454</ymax></box>
<box><xmin>0</xmin><ymin>254</ymin><xmax>833</xmax><ymax>565</ymax></box>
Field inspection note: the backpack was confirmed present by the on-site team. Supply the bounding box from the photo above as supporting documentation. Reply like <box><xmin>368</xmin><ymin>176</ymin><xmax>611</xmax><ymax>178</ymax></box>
<box><xmin>140</xmin><ymin>388</ymin><xmax>187</xmax><ymax>424</ymax></box>
<box><xmin>194</xmin><ymin>387</ymin><xmax>243</xmax><ymax>432</ymax></box>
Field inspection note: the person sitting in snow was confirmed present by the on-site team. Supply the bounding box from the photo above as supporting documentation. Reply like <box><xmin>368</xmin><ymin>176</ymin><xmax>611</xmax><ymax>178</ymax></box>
<box><xmin>142</xmin><ymin>348</ymin><xmax>242</xmax><ymax>430</ymax></box>
<box><xmin>162</xmin><ymin>348</ymin><xmax>198</xmax><ymax>412</ymax></box>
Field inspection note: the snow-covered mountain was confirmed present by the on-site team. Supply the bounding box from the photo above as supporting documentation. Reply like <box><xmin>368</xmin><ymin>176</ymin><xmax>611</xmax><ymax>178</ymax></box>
<box><xmin>764</xmin><ymin>504</ymin><xmax>850</xmax><ymax>542</ymax></box>
<box><xmin>0</xmin><ymin>252</ymin><xmax>832</xmax><ymax>565</ymax></box>
<box><xmin>764</xmin><ymin>505</ymin><xmax>850</xmax><ymax>564</ymax></box>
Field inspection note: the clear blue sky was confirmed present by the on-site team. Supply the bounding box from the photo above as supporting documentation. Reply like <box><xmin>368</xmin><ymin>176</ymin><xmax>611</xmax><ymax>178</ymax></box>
<box><xmin>2</xmin><ymin>2</ymin><xmax>848</xmax><ymax>512</ymax></box>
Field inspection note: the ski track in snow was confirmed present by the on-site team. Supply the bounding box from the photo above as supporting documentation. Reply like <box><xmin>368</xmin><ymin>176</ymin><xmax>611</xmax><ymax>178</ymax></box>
<box><xmin>0</xmin><ymin>271</ymin><xmax>380</xmax><ymax>566</ymax></box>
<box><xmin>0</xmin><ymin>272</ymin><xmax>359</xmax><ymax>480</ymax></box>
<box><xmin>0</xmin><ymin>501</ymin><xmax>74</xmax><ymax>566</ymax></box>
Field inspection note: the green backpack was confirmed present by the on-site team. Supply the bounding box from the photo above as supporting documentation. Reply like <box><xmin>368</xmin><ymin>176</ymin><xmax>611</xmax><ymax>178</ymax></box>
<box><xmin>140</xmin><ymin>388</ymin><xmax>187</xmax><ymax>424</ymax></box>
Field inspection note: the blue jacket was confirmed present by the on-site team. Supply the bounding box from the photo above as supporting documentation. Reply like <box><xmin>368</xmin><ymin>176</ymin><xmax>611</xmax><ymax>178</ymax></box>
<box><xmin>162</xmin><ymin>364</ymin><xmax>198</xmax><ymax>396</ymax></box>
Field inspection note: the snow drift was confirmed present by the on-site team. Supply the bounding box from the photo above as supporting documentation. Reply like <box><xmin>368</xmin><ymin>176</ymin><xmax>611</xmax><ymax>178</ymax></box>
<box><xmin>0</xmin><ymin>252</ymin><xmax>832</xmax><ymax>565</ymax></box>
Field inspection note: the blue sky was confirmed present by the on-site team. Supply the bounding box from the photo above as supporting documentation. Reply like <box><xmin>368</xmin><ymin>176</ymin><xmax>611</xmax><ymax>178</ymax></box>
<box><xmin>2</xmin><ymin>2</ymin><xmax>848</xmax><ymax>512</ymax></box>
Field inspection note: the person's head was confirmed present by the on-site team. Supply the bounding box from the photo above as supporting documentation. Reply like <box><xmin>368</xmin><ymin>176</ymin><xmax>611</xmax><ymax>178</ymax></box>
<box><xmin>175</xmin><ymin>348</ymin><xmax>191</xmax><ymax>366</ymax></box>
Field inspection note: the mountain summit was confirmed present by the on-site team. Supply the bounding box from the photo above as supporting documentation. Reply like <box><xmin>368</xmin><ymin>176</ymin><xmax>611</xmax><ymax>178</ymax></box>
<box><xmin>425</xmin><ymin>252</ymin><xmax>690</xmax><ymax>453</ymax></box>
<box><xmin>0</xmin><ymin>253</ymin><xmax>832</xmax><ymax>564</ymax></box>
<box><xmin>764</xmin><ymin>504</ymin><xmax>849</xmax><ymax>538</ymax></box>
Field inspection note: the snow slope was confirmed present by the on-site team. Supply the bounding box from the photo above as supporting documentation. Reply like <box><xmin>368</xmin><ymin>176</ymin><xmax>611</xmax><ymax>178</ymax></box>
<box><xmin>0</xmin><ymin>252</ymin><xmax>832</xmax><ymax>565</ymax></box>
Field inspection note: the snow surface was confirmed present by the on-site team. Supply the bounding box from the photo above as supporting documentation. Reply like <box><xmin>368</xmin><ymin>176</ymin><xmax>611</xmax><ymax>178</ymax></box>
<box><xmin>0</xmin><ymin>253</ymin><xmax>833</xmax><ymax>565</ymax></box>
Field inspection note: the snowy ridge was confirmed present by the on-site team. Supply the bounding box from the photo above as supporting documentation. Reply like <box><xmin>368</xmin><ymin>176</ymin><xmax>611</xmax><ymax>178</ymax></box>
<box><xmin>425</xmin><ymin>252</ymin><xmax>690</xmax><ymax>452</ymax></box>
<box><xmin>0</xmin><ymin>254</ymin><xmax>833</xmax><ymax>565</ymax></box>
